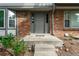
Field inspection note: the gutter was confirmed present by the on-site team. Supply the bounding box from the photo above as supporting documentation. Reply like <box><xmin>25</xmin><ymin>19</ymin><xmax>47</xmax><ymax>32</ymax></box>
<box><xmin>56</xmin><ymin>6</ymin><xmax>79</xmax><ymax>9</ymax></box>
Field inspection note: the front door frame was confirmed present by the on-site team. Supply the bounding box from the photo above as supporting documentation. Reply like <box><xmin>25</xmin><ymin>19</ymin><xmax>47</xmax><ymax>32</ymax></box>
<box><xmin>30</xmin><ymin>12</ymin><xmax>50</xmax><ymax>33</ymax></box>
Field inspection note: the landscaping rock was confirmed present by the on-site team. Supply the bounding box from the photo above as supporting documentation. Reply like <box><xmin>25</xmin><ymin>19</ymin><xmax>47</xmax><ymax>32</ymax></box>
<box><xmin>64</xmin><ymin>33</ymin><xmax>69</xmax><ymax>37</ymax></box>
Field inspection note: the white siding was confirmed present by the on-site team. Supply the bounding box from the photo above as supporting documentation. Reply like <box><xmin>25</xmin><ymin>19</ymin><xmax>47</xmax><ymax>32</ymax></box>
<box><xmin>8</xmin><ymin>30</ymin><xmax>16</xmax><ymax>35</ymax></box>
<box><xmin>0</xmin><ymin>30</ymin><xmax>5</xmax><ymax>36</ymax></box>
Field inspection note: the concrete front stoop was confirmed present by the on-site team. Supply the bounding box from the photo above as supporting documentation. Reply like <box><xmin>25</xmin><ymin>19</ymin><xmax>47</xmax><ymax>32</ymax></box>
<box><xmin>23</xmin><ymin>34</ymin><xmax>63</xmax><ymax>47</ymax></box>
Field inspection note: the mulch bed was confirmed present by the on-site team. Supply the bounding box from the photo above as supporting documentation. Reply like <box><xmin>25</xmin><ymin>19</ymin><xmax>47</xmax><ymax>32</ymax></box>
<box><xmin>56</xmin><ymin>39</ymin><xmax>79</xmax><ymax>56</ymax></box>
<box><xmin>0</xmin><ymin>48</ymin><xmax>13</xmax><ymax>56</ymax></box>
<box><xmin>0</xmin><ymin>47</ymin><xmax>34</xmax><ymax>56</ymax></box>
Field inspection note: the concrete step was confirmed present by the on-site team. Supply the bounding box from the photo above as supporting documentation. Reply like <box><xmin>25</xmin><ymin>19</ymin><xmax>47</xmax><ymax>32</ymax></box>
<box><xmin>34</xmin><ymin>44</ymin><xmax>57</xmax><ymax>56</ymax></box>
<box><xmin>34</xmin><ymin>51</ymin><xmax>57</xmax><ymax>56</ymax></box>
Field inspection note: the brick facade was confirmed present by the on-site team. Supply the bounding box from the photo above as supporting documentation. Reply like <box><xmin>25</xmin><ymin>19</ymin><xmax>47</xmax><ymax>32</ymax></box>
<box><xmin>53</xmin><ymin>9</ymin><xmax>79</xmax><ymax>38</ymax></box>
<box><xmin>16</xmin><ymin>11</ymin><xmax>31</xmax><ymax>37</ymax></box>
<box><xmin>16</xmin><ymin>9</ymin><xmax>79</xmax><ymax>38</ymax></box>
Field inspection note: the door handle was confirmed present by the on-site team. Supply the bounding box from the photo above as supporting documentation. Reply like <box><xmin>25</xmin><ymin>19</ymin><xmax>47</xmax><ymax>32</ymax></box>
<box><xmin>32</xmin><ymin>20</ymin><xmax>34</xmax><ymax>23</ymax></box>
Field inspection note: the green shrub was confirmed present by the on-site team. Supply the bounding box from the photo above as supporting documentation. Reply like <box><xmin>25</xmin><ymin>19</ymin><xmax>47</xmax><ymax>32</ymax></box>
<box><xmin>0</xmin><ymin>36</ymin><xmax>2</xmax><ymax>43</ymax></box>
<box><xmin>0</xmin><ymin>34</ymin><xmax>27</xmax><ymax>56</ymax></box>
<box><xmin>1</xmin><ymin>33</ymin><xmax>15</xmax><ymax>48</ymax></box>
<box><xmin>12</xmin><ymin>38</ymin><xmax>27</xmax><ymax>56</ymax></box>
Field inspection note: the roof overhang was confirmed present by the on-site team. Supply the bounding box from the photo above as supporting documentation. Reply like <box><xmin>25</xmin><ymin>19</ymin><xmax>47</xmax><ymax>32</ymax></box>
<box><xmin>0</xmin><ymin>3</ymin><xmax>53</xmax><ymax>11</ymax></box>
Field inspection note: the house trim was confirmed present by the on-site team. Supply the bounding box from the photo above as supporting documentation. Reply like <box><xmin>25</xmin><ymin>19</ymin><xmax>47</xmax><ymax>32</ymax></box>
<box><xmin>56</xmin><ymin>6</ymin><xmax>79</xmax><ymax>9</ymax></box>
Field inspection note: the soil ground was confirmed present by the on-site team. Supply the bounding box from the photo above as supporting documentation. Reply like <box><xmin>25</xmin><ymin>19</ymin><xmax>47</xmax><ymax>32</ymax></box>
<box><xmin>56</xmin><ymin>38</ymin><xmax>79</xmax><ymax>56</ymax></box>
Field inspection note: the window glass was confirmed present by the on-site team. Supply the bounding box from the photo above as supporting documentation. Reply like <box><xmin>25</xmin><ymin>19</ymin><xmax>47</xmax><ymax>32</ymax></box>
<box><xmin>8</xmin><ymin>10</ymin><xmax>16</xmax><ymax>28</ymax></box>
<box><xmin>65</xmin><ymin>11</ymin><xmax>79</xmax><ymax>28</ymax></box>
<box><xmin>9</xmin><ymin>20</ymin><xmax>15</xmax><ymax>27</ymax></box>
<box><xmin>65</xmin><ymin>20</ymin><xmax>70</xmax><ymax>27</ymax></box>
<box><xmin>70</xmin><ymin>12</ymin><xmax>79</xmax><ymax>28</ymax></box>
<box><xmin>0</xmin><ymin>10</ymin><xmax>4</xmax><ymax>27</ymax></box>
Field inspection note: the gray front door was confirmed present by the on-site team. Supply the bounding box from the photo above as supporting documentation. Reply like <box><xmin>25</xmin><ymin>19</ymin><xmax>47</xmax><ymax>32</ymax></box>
<box><xmin>31</xmin><ymin>13</ymin><xmax>48</xmax><ymax>33</ymax></box>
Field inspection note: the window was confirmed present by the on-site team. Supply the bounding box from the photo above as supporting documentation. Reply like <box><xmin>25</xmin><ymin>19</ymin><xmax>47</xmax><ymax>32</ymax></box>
<box><xmin>0</xmin><ymin>9</ymin><xmax>5</xmax><ymax>27</ymax></box>
<box><xmin>8</xmin><ymin>10</ymin><xmax>16</xmax><ymax>28</ymax></box>
<box><xmin>64</xmin><ymin>11</ymin><xmax>79</xmax><ymax>28</ymax></box>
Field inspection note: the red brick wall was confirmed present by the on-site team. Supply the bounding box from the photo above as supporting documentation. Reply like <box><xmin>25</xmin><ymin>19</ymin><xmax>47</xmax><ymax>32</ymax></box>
<box><xmin>53</xmin><ymin>9</ymin><xmax>79</xmax><ymax>37</ymax></box>
<box><xmin>16</xmin><ymin>11</ymin><xmax>31</xmax><ymax>37</ymax></box>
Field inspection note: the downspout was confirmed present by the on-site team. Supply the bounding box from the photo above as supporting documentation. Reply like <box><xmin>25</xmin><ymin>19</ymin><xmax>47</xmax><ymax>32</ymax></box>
<box><xmin>50</xmin><ymin>3</ymin><xmax>55</xmax><ymax>35</ymax></box>
<box><xmin>5</xmin><ymin>8</ymin><xmax>8</xmax><ymax>36</ymax></box>
<box><xmin>49</xmin><ymin>11</ymin><xmax>52</xmax><ymax>35</ymax></box>
<box><xmin>52</xmin><ymin>3</ymin><xmax>56</xmax><ymax>35</ymax></box>
<box><xmin>16</xmin><ymin>11</ymin><xmax>18</xmax><ymax>36</ymax></box>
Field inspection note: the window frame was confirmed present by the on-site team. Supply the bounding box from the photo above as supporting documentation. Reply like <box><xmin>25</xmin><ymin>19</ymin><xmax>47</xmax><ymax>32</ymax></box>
<box><xmin>0</xmin><ymin>9</ymin><xmax>5</xmax><ymax>28</ymax></box>
<box><xmin>64</xmin><ymin>11</ymin><xmax>79</xmax><ymax>29</ymax></box>
<box><xmin>8</xmin><ymin>10</ymin><xmax>16</xmax><ymax>29</ymax></box>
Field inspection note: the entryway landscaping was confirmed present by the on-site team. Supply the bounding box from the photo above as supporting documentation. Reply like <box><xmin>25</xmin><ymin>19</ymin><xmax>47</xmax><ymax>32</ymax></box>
<box><xmin>0</xmin><ymin>33</ymin><xmax>64</xmax><ymax>56</ymax></box>
<box><xmin>1</xmin><ymin>33</ymin><xmax>79</xmax><ymax>56</ymax></box>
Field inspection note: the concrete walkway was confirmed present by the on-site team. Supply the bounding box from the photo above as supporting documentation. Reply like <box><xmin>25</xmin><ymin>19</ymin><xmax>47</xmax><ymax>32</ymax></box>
<box><xmin>34</xmin><ymin>44</ymin><xmax>57</xmax><ymax>56</ymax></box>
<box><xmin>23</xmin><ymin>34</ymin><xmax>63</xmax><ymax>56</ymax></box>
